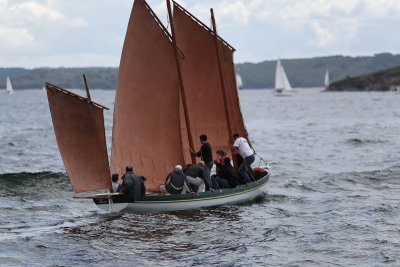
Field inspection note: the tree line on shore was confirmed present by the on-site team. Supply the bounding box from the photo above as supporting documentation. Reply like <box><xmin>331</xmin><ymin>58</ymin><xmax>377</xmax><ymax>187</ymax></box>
<box><xmin>1</xmin><ymin>53</ymin><xmax>400</xmax><ymax>90</ymax></box>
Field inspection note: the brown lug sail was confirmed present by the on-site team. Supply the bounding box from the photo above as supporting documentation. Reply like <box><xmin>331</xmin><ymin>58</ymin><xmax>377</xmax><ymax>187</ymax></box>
<box><xmin>219</xmin><ymin>26</ymin><xmax>250</xmax><ymax>146</ymax></box>
<box><xmin>46</xmin><ymin>83</ymin><xmax>111</xmax><ymax>193</ymax></box>
<box><xmin>111</xmin><ymin>0</ymin><xmax>185</xmax><ymax>192</ymax></box>
<box><xmin>173</xmin><ymin>2</ymin><xmax>250</xmax><ymax>161</ymax></box>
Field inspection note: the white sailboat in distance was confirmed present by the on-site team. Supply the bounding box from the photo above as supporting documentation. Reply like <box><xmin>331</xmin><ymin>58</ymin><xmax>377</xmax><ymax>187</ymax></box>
<box><xmin>273</xmin><ymin>59</ymin><xmax>292</xmax><ymax>96</ymax></box>
<box><xmin>324</xmin><ymin>70</ymin><xmax>329</xmax><ymax>90</ymax></box>
<box><xmin>236</xmin><ymin>73</ymin><xmax>243</xmax><ymax>89</ymax></box>
<box><xmin>6</xmin><ymin>76</ymin><xmax>13</xmax><ymax>94</ymax></box>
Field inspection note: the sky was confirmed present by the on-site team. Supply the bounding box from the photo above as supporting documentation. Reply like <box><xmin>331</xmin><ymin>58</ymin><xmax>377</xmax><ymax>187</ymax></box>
<box><xmin>1</xmin><ymin>0</ymin><xmax>400</xmax><ymax>68</ymax></box>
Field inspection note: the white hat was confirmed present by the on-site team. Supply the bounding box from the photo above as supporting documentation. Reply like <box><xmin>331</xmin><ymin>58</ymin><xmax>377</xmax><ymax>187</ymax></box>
<box><xmin>198</xmin><ymin>161</ymin><xmax>205</xmax><ymax>166</ymax></box>
<box><xmin>175</xmin><ymin>165</ymin><xmax>182</xmax><ymax>171</ymax></box>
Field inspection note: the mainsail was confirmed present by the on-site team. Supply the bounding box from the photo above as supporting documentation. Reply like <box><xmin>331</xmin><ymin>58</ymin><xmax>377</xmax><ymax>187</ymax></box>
<box><xmin>111</xmin><ymin>0</ymin><xmax>185</xmax><ymax>192</ymax></box>
<box><xmin>275</xmin><ymin>59</ymin><xmax>292</xmax><ymax>91</ymax></box>
<box><xmin>46</xmin><ymin>83</ymin><xmax>111</xmax><ymax>193</ymax></box>
<box><xmin>324</xmin><ymin>70</ymin><xmax>329</xmax><ymax>90</ymax></box>
<box><xmin>173</xmin><ymin>2</ymin><xmax>250</xmax><ymax>160</ymax></box>
<box><xmin>236</xmin><ymin>74</ymin><xmax>243</xmax><ymax>89</ymax></box>
<box><xmin>219</xmin><ymin>37</ymin><xmax>250</xmax><ymax>147</ymax></box>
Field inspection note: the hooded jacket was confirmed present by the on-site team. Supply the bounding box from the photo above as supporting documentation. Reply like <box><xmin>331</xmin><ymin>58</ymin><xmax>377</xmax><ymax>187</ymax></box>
<box><xmin>217</xmin><ymin>161</ymin><xmax>240</xmax><ymax>188</ymax></box>
<box><xmin>119</xmin><ymin>171</ymin><xmax>146</xmax><ymax>202</ymax></box>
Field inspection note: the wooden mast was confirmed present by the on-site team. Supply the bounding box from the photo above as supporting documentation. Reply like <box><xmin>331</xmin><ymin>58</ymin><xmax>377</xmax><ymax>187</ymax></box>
<box><xmin>82</xmin><ymin>74</ymin><xmax>111</xmax><ymax>192</ymax></box>
<box><xmin>82</xmin><ymin>74</ymin><xmax>92</xmax><ymax>100</ymax></box>
<box><xmin>210</xmin><ymin>8</ymin><xmax>237</xmax><ymax>168</ymax></box>
<box><xmin>167</xmin><ymin>0</ymin><xmax>196</xmax><ymax>164</ymax></box>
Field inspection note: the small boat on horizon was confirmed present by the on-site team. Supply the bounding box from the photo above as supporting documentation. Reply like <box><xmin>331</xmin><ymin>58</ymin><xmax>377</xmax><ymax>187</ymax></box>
<box><xmin>6</xmin><ymin>76</ymin><xmax>13</xmax><ymax>94</ymax></box>
<box><xmin>45</xmin><ymin>0</ymin><xmax>269</xmax><ymax>214</ymax></box>
<box><xmin>236</xmin><ymin>73</ymin><xmax>243</xmax><ymax>89</ymax></box>
<box><xmin>272</xmin><ymin>59</ymin><xmax>292</xmax><ymax>96</ymax></box>
<box><xmin>324</xmin><ymin>69</ymin><xmax>329</xmax><ymax>90</ymax></box>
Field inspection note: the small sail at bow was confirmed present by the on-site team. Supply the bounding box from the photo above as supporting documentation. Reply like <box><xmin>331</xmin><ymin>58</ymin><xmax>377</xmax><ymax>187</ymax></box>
<box><xmin>46</xmin><ymin>83</ymin><xmax>111</xmax><ymax>193</ymax></box>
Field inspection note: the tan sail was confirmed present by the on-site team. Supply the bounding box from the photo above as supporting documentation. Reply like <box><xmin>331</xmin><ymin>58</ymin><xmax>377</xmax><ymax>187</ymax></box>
<box><xmin>46</xmin><ymin>83</ymin><xmax>111</xmax><ymax>193</ymax></box>
<box><xmin>111</xmin><ymin>0</ymin><xmax>185</xmax><ymax>192</ymax></box>
<box><xmin>220</xmin><ymin>39</ymin><xmax>250</xmax><ymax>144</ymax></box>
<box><xmin>173</xmin><ymin>2</ymin><xmax>250</xmax><ymax>160</ymax></box>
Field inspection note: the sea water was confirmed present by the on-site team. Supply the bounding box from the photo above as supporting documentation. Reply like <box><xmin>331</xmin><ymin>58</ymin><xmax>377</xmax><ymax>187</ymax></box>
<box><xmin>0</xmin><ymin>89</ymin><xmax>399</xmax><ymax>266</ymax></box>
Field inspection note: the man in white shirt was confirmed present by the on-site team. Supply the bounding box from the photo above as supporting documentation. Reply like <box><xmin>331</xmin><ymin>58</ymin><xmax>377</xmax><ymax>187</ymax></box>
<box><xmin>231</xmin><ymin>133</ymin><xmax>255</xmax><ymax>184</ymax></box>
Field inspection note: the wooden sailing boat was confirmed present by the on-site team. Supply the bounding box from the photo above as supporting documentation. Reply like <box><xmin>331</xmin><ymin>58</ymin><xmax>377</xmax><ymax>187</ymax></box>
<box><xmin>46</xmin><ymin>0</ymin><xmax>269</xmax><ymax>214</ymax></box>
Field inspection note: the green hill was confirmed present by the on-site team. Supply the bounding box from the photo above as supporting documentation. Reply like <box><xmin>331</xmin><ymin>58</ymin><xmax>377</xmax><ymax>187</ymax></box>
<box><xmin>0</xmin><ymin>68</ymin><xmax>26</xmax><ymax>81</ymax></box>
<box><xmin>235</xmin><ymin>53</ymin><xmax>400</xmax><ymax>88</ymax></box>
<box><xmin>0</xmin><ymin>67</ymin><xmax>118</xmax><ymax>90</ymax></box>
<box><xmin>328</xmin><ymin>65</ymin><xmax>400</xmax><ymax>91</ymax></box>
<box><xmin>2</xmin><ymin>53</ymin><xmax>400</xmax><ymax>89</ymax></box>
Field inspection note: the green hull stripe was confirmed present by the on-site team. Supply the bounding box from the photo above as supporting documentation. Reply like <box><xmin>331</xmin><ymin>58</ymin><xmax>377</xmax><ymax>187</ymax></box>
<box><xmin>135</xmin><ymin>178</ymin><xmax>268</xmax><ymax>204</ymax></box>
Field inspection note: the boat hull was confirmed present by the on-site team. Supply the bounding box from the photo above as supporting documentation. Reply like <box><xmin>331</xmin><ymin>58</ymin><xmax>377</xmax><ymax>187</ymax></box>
<box><xmin>94</xmin><ymin>174</ymin><xmax>269</xmax><ymax>214</ymax></box>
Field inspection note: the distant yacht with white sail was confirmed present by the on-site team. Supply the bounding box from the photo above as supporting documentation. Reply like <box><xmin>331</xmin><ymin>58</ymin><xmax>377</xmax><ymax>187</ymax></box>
<box><xmin>6</xmin><ymin>76</ymin><xmax>13</xmax><ymax>94</ymax></box>
<box><xmin>236</xmin><ymin>73</ymin><xmax>243</xmax><ymax>89</ymax></box>
<box><xmin>324</xmin><ymin>70</ymin><xmax>329</xmax><ymax>90</ymax></box>
<box><xmin>273</xmin><ymin>59</ymin><xmax>292</xmax><ymax>96</ymax></box>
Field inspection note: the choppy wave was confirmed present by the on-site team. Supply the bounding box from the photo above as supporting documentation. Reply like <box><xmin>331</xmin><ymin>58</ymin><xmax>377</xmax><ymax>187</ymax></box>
<box><xmin>323</xmin><ymin>163</ymin><xmax>400</xmax><ymax>187</ymax></box>
<box><xmin>346</xmin><ymin>138</ymin><xmax>388</xmax><ymax>145</ymax></box>
<box><xmin>2</xmin><ymin>90</ymin><xmax>400</xmax><ymax>266</ymax></box>
<box><xmin>0</xmin><ymin>172</ymin><xmax>72</xmax><ymax>198</ymax></box>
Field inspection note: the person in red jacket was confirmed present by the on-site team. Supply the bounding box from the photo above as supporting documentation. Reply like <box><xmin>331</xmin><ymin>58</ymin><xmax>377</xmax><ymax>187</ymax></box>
<box><xmin>214</xmin><ymin>149</ymin><xmax>227</xmax><ymax>175</ymax></box>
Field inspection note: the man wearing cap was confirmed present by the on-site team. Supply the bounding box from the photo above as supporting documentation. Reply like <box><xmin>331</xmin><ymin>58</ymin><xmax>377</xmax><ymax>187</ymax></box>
<box><xmin>160</xmin><ymin>165</ymin><xmax>192</xmax><ymax>195</ymax></box>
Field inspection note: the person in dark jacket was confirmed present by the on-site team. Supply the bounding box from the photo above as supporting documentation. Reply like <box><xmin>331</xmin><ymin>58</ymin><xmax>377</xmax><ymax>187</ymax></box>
<box><xmin>190</xmin><ymin>134</ymin><xmax>213</xmax><ymax>189</ymax></box>
<box><xmin>161</xmin><ymin>165</ymin><xmax>192</xmax><ymax>195</ymax></box>
<box><xmin>183</xmin><ymin>163</ymin><xmax>210</xmax><ymax>193</ymax></box>
<box><xmin>118</xmin><ymin>166</ymin><xmax>146</xmax><ymax>202</ymax></box>
<box><xmin>213</xmin><ymin>157</ymin><xmax>241</xmax><ymax>189</ymax></box>
<box><xmin>214</xmin><ymin>149</ymin><xmax>227</xmax><ymax>175</ymax></box>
